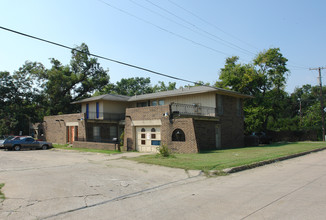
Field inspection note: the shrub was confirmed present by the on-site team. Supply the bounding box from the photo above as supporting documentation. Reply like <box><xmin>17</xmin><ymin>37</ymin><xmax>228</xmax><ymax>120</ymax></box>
<box><xmin>157</xmin><ymin>145</ymin><xmax>174</xmax><ymax>157</ymax></box>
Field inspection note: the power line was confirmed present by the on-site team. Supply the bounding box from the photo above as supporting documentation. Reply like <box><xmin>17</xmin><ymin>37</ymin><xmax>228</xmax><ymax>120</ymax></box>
<box><xmin>97</xmin><ymin>0</ymin><xmax>231</xmax><ymax>57</ymax></box>
<box><xmin>145</xmin><ymin>0</ymin><xmax>256</xmax><ymax>56</ymax></box>
<box><xmin>0</xmin><ymin>25</ymin><xmax>203</xmax><ymax>86</ymax></box>
<box><xmin>128</xmin><ymin>0</ymin><xmax>252</xmax><ymax>57</ymax></box>
<box><xmin>167</xmin><ymin>0</ymin><xmax>259</xmax><ymax>51</ymax></box>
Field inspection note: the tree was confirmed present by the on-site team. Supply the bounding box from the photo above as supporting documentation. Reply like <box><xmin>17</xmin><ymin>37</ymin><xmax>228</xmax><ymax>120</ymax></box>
<box><xmin>39</xmin><ymin>43</ymin><xmax>110</xmax><ymax>114</ymax></box>
<box><xmin>106</xmin><ymin>77</ymin><xmax>153</xmax><ymax>96</ymax></box>
<box><xmin>0</xmin><ymin>43</ymin><xmax>110</xmax><ymax>135</ymax></box>
<box><xmin>152</xmin><ymin>81</ymin><xmax>176</xmax><ymax>92</ymax></box>
<box><xmin>216</xmin><ymin>48</ymin><xmax>290</xmax><ymax>133</ymax></box>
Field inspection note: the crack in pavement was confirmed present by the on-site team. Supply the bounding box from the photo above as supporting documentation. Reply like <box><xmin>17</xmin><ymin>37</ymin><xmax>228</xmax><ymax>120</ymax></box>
<box><xmin>0</xmin><ymin>165</ymin><xmax>74</xmax><ymax>173</ymax></box>
<box><xmin>40</xmin><ymin>172</ymin><xmax>204</xmax><ymax>220</ymax></box>
<box><xmin>240</xmin><ymin>172</ymin><xmax>326</xmax><ymax>219</ymax></box>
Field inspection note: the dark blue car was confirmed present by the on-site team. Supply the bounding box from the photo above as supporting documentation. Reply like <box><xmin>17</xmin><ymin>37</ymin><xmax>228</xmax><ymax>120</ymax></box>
<box><xmin>2</xmin><ymin>137</ymin><xmax>52</xmax><ymax>151</ymax></box>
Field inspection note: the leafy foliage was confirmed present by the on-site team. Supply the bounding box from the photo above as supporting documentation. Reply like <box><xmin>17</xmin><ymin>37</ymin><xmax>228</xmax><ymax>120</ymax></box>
<box><xmin>217</xmin><ymin>48</ymin><xmax>291</xmax><ymax>133</ymax></box>
<box><xmin>157</xmin><ymin>145</ymin><xmax>174</xmax><ymax>158</ymax></box>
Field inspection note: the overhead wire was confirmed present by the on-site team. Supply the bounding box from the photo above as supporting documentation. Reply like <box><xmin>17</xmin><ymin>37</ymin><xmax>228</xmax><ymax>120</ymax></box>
<box><xmin>167</xmin><ymin>0</ymin><xmax>260</xmax><ymax>52</ymax></box>
<box><xmin>0</xmin><ymin>25</ymin><xmax>206</xmax><ymax>86</ymax></box>
<box><xmin>97</xmin><ymin>0</ymin><xmax>231</xmax><ymax>57</ymax></box>
<box><xmin>145</xmin><ymin>0</ymin><xmax>256</xmax><ymax>56</ymax></box>
<box><xmin>128</xmin><ymin>0</ymin><xmax>253</xmax><ymax>57</ymax></box>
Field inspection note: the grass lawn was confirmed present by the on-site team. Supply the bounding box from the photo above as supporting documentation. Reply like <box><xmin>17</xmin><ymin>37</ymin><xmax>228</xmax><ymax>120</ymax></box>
<box><xmin>0</xmin><ymin>183</ymin><xmax>5</xmax><ymax>200</ymax></box>
<box><xmin>52</xmin><ymin>144</ymin><xmax>121</xmax><ymax>155</ymax></box>
<box><xmin>130</xmin><ymin>142</ymin><xmax>326</xmax><ymax>172</ymax></box>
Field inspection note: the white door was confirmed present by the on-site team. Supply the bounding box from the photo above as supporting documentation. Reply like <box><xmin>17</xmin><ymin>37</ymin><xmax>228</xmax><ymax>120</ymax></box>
<box><xmin>136</xmin><ymin>127</ymin><xmax>161</xmax><ymax>152</ymax></box>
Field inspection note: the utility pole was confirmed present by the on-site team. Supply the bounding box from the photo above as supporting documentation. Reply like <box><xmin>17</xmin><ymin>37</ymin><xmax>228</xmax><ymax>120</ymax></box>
<box><xmin>310</xmin><ymin>67</ymin><xmax>326</xmax><ymax>141</ymax></box>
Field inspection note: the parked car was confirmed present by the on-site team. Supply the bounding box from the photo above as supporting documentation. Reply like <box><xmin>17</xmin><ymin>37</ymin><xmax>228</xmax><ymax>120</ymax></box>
<box><xmin>0</xmin><ymin>136</ymin><xmax>15</xmax><ymax>149</ymax></box>
<box><xmin>252</xmin><ymin>132</ymin><xmax>272</xmax><ymax>144</ymax></box>
<box><xmin>2</xmin><ymin>137</ymin><xmax>52</xmax><ymax>151</ymax></box>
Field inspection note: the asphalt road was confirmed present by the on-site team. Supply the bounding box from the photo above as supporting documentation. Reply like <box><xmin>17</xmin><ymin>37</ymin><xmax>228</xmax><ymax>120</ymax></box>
<box><xmin>0</xmin><ymin>148</ymin><xmax>326</xmax><ymax>219</ymax></box>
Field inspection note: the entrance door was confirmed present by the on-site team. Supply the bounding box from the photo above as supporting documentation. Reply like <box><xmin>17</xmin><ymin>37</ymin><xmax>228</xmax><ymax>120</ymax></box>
<box><xmin>70</xmin><ymin>126</ymin><xmax>75</xmax><ymax>144</ymax></box>
<box><xmin>136</xmin><ymin>127</ymin><xmax>161</xmax><ymax>152</ymax></box>
<box><xmin>68</xmin><ymin>126</ymin><xmax>78</xmax><ymax>144</ymax></box>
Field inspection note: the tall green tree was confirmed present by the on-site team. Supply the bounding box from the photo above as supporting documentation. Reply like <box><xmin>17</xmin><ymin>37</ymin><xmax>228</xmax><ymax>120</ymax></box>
<box><xmin>216</xmin><ymin>48</ymin><xmax>289</xmax><ymax>133</ymax></box>
<box><xmin>39</xmin><ymin>43</ymin><xmax>110</xmax><ymax>114</ymax></box>
<box><xmin>0</xmin><ymin>43</ymin><xmax>110</xmax><ymax>135</ymax></box>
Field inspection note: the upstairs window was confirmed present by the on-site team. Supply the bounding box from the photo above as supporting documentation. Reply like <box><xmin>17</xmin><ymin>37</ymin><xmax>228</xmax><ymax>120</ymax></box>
<box><xmin>158</xmin><ymin>100</ymin><xmax>165</xmax><ymax>105</ymax></box>
<box><xmin>172</xmin><ymin>129</ymin><xmax>185</xmax><ymax>142</ymax></box>
<box><xmin>137</xmin><ymin>102</ymin><xmax>148</xmax><ymax>107</ymax></box>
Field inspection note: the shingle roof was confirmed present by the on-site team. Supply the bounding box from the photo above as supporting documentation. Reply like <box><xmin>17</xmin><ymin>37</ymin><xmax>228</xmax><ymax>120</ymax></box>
<box><xmin>71</xmin><ymin>94</ymin><xmax>130</xmax><ymax>104</ymax></box>
<box><xmin>128</xmin><ymin>86</ymin><xmax>252</xmax><ymax>101</ymax></box>
<box><xmin>72</xmin><ymin>86</ymin><xmax>252</xmax><ymax>104</ymax></box>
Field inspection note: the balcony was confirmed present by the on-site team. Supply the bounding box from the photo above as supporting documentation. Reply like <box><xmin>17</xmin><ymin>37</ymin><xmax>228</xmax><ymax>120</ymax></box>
<box><xmin>171</xmin><ymin>103</ymin><xmax>216</xmax><ymax>117</ymax></box>
<box><xmin>86</xmin><ymin>112</ymin><xmax>125</xmax><ymax>121</ymax></box>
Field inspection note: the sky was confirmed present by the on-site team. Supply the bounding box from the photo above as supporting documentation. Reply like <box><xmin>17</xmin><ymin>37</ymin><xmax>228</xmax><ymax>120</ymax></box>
<box><xmin>1</xmin><ymin>0</ymin><xmax>326</xmax><ymax>94</ymax></box>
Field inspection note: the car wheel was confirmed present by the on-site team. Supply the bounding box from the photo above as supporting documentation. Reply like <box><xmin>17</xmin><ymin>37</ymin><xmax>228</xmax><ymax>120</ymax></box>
<box><xmin>14</xmin><ymin>145</ymin><xmax>21</xmax><ymax>151</ymax></box>
<box><xmin>42</xmin><ymin>145</ymin><xmax>47</xmax><ymax>150</ymax></box>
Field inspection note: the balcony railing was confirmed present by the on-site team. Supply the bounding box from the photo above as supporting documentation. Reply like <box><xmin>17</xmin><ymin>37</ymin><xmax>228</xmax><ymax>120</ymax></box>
<box><xmin>171</xmin><ymin>103</ymin><xmax>216</xmax><ymax>117</ymax></box>
<box><xmin>86</xmin><ymin>112</ymin><xmax>125</xmax><ymax>121</ymax></box>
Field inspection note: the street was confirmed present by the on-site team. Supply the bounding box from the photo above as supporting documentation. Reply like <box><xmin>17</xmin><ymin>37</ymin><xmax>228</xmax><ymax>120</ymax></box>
<box><xmin>0</xmin><ymin>148</ymin><xmax>326</xmax><ymax>219</ymax></box>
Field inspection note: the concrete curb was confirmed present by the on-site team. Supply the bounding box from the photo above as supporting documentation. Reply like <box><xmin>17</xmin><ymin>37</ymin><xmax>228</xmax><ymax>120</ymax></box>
<box><xmin>208</xmin><ymin>147</ymin><xmax>326</xmax><ymax>176</ymax></box>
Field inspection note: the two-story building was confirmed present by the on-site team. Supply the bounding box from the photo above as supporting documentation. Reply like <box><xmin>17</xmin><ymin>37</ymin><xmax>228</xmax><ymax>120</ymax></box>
<box><xmin>39</xmin><ymin>86</ymin><xmax>251</xmax><ymax>153</ymax></box>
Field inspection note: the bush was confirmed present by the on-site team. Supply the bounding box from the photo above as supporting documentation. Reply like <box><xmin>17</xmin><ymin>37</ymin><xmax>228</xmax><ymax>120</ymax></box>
<box><xmin>157</xmin><ymin>145</ymin><xmax>174</xmax><ymax>157</ymax></box>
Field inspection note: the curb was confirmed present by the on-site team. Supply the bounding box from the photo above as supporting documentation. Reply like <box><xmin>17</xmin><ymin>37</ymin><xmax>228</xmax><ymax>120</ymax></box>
<box><xmin>208</xmin><ymin>147</ymin><xmax>326</xmax><ymax>176</ymax></box>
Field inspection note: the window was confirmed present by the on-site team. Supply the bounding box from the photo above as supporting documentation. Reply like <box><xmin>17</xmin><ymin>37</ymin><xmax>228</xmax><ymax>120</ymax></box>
<box><xmin>152</xmin><ymin>100</ymin><xmax>157</xmax><ymax>106</ymax></box>
<box><xmin>151</xmin><ymin>128</ymin><xmax>156</xmax><ymax>139</ymax></box>
<box><xmin>109</xmin><ymin>125</ymin><xmax>117</xmax><ymax>139</ymax></box>
<box><xmin>172</xmin><ymin>129</ymin><xmax>185</xmax><ymax>142</ymax></box>
<box><xmin>137</xmin><ymin>102</ymin><xmax>148</xmax><ymax>107</ymax></box>
<box><xmin>141</xmin><ymin>134</ymin><xmax>145</xmax><ymax>139</ymax></box>
<box><xmin>141</xmin><ymin>128</ymin><xmax>146</xmax><ymax>132</ymax></box>
<box><xmin>158</xmin><ymin>100</ymin><xmax>165</xmax><ymax>105</ymax></box>
<box><xmin>141</xmin><ymin>140</ymin><xmax>146</xmax><ymax>145</ymax></box>
<box><xmin>93</xmin><ymin>126</ymin><xmax>100</xmax><ymax>141</ymax></box>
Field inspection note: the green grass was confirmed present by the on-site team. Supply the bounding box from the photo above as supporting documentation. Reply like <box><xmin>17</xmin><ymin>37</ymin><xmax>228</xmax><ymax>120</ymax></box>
<box><xmin>0</xmin><ymin>183</ymin><xmax>5</xmax><ymax>200</ymax></box>
<box><xmin>53</xmin><ymin>144</ymin><xmax>121</xmax><ymax>155</ymax></box>
<box><xmin>130</xmin><ymin>142</ymin><xmax>326</xmax><ymax>172</ymax></box>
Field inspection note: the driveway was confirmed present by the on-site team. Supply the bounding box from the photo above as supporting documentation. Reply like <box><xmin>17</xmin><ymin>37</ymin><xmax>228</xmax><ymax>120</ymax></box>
<box><xmin>1</xmin><ymin>148</ymin><xmax>326</xmax><ymax>219</ymax></box>
<box><xmin>0</xmin><ymin>149</ymin><xmax>202</xmax><ymax>220</ymax></box>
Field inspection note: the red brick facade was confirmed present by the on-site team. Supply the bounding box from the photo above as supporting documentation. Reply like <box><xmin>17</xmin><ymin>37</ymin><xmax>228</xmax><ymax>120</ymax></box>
<box><xmin>124</xmin><ymin>95</ymin><xmax>244</xmax><ymax>153</ymax></box>
<box><xmin>41</xmin><ymin>94</ymin><xmax>244</xmax><ymax>153</ymax></box>
<box><xmin>43</xmin><ymin>113</ymin><xmax>86</xmax><ymax>144</ymax></box>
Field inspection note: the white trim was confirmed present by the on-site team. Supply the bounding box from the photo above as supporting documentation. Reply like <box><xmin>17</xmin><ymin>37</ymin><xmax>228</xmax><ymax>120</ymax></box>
<box><xmin>66</xmin><ymin>122</ymin><xmax>79</xmax><ymax>126</ymax></box>
<box><xmin>132</xmin><ymin>119</ymin><xmax>162</xmax><ymax>126</ymax></box>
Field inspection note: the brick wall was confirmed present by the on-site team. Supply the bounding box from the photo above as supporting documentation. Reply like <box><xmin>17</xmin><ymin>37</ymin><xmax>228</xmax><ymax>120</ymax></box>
<box><xmin>124</xmin><ymin>96</ymin><xmax>245</xmax><ymax>153</ymax></box>
<box><xmin>73</xmin><ymin>141</ymin><xmax>118</xmax><ymax>151</ymax></box>
<box><xmin>162</xmin><ymin>117</ymin><xmax>199</xmax><ymax>153</ymax></box>
<box><xmin>193</xmin><ymin>120</ymin><xmax>218</xmax><ymax>151</ymax></box>
<box><xmin>43</xmin><ymin>113</ymin><xmax>86</xmax><ymax>144</ymax></box>
<box><xmin>219</xmin><ymin>96</ymin><xmax>244</xmax><ymax>148</ymax></box>
<box><xmin>124</xmin><ymin>105</ymin><xmax>199</xmax><ymax>153</ymax></box>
